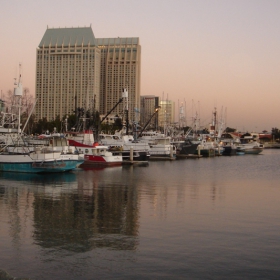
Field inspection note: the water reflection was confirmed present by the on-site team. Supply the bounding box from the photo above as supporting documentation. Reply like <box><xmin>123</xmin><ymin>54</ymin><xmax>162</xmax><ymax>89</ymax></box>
<box><xmin>0</xmin><ymin>167</ymin><xmax>139</xmax><ymax>255</ymax></box>
<box><xmin>1</xmin><ymin>151</ymin><xmax>280</xmax><ymax>279</ymax></box>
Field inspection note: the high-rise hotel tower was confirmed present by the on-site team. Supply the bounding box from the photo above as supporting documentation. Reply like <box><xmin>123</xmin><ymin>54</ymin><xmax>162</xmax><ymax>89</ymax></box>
<box><xmin>36</xmin><ymin>26</ymin><xmax>141</xmax><ymax>123</ymax></box>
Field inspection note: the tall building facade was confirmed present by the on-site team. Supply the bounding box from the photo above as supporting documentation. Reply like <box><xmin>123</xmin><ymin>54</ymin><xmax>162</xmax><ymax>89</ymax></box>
<box><xmin>36</xmin><ymin>27</ymin><xmax>100</xmax><ymax>121</ymax></box>
<box><xmin>95</xmin><ymin>38</ymin><xmax>141</xmax><ymax>123</ymax></box>
<box><xmin>35</xmin><ymin>27</ymin><xmax>141</xmax><ymax>123</ymax></box>
<box><xmin>140</xmin><ymin>95</ymin><xmax>159</xmax><ymax>129</ymax></box>
<box><xmin>158</xmin><ymin>100</ymin><xmax>175</xmax><ymax>129</ymax></box>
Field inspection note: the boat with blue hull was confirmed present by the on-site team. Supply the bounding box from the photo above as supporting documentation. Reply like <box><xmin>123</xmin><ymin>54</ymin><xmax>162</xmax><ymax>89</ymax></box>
<box><xmin>0</xmin><ymin>160</ymin><xmax>82</xmax><ymax>173</ymax></box>
<box><xmin>0</xmin><ymin>66</ymin><xmax>84</xmax><ymax>173</ymax></box>
<box><xmin>0</xmin><ymin>148</ymin><xmax>84</xmax><ymax>173</ymax></box>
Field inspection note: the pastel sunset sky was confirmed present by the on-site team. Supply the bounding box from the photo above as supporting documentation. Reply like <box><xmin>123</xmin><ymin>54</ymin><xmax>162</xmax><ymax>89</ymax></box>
<box><xmin>1</xmin><ymin>0</ymin><xmax>279</xmax><ymax>132</ymax></box>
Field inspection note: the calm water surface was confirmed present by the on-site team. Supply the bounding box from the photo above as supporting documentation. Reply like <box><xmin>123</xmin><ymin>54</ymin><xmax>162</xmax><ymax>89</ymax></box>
<box><xmin>0</xmin><ymin>149</ymin><xmax>280</xmax><ymax>279</ymax></box>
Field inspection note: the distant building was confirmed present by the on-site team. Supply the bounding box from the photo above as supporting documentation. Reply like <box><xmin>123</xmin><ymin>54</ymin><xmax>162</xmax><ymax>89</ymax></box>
<box><xmin>158</xmin><ymin>100</ymin><xmax>175</xmax><ymax>129</ymax></box>
<box><xmin>140</xmin><ymin>95</ymin><xmax>159</xmax><ymax>129</ymax></box>
<box><xmin>35</xmin><ymin>26</ymin><xmax>141</xmax><ymax>123</ymax></box>
<box><xmin>99</xmin><ymin>114</ymin><xmax>120</xmax><ymax>125</ymax></box>
<box><xmin>0</xmin><ymin>99</ymin><xmax>5</xmax><ymax>112</ymax></box>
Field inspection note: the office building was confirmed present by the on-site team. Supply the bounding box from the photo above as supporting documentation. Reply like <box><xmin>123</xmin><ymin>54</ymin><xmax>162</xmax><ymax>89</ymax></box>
<box><xmin>158</xmin><ymin>100</ymin><xmax>175</xmax><ymax>129</ymax></box>
<box><xmin>95</xmin><ymin>37</ymin><xmax>141</xmax><ymax>123</ymax></box>
<box><xmin>140</xmin><ymin>95</ymin><xmax>159</xmax><ymax>129</ymax></box>
<box><xmin>35</xmin><ymin>26</ymin><xmax>141</xmax><ymax>123</ymax></box>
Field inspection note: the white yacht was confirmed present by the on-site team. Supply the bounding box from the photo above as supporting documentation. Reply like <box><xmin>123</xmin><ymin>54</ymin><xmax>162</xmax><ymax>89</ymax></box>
<box><xmin>238</xmin><ymin>136</ymin><xmax>264</xmax><ymax>154</ymax></box>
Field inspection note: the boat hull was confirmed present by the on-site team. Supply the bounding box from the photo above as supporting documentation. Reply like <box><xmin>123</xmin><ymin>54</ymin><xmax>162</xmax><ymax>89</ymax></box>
<box><xmin>80</xmin><ymin>154</ymin><xmax>122</xmax><ymax>167</ymax></box>
<box><xmin>69</xmin><ymin>142</ymin><xmax>123</xmax><ymax>167</ymax></box>
<box><xmin>113</xmin><ymin>150</ymin><xmax>150</xmax><ymax>162</ymax></box>
<box><xmin>244</xmin><ymin>148</ymin><xmax>263</xmax><ymax>154</ymax></box>
<box><xmin>222</xmin><ymin>146</ymin><xmax>237</xmax><ymax>156</ymax></box>
<box><xmin>195</xmin><ymin>148</ymin><xmax>216</xmax><ymax>157</ymax></box>
<box><xmin>173</xmin><ymin>140</ymin><xmax>199</xmax><ymax>155</ymax></box>
<box><xmin>0</xmin><ymin>159</ymin><xmax>83</xmax><ymax>173</ymax></box>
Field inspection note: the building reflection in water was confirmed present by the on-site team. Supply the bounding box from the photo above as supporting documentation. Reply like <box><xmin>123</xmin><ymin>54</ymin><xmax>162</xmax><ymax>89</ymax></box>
<box><xmin>31</xmin><ymin>167</ymin><xmax>139</xmax><ymax>252</ymax></box>
<box><xmin>0</xmin><ymin>168</ymin><xmax>140</xmax><ymax>253</ymax></box>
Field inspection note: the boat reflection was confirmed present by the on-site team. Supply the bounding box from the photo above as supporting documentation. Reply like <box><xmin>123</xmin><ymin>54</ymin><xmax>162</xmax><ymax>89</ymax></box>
<box><xmin>79</xmin><ymin>165</ymin><xmax>122</xmax><ymax>171</ymax></box>
<box><xmin>0</xmin><ymin>170</ymin><xmax>78</xmax><ymax>185</ymax></box>
<box><xmin>0</xmin><ymin>167</ymin><xmax>139</xmax><ymax>253</ymax></box>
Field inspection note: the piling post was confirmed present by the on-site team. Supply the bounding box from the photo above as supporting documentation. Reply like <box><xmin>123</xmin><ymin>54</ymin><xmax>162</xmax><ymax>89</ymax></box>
<box><xmin>198</xmin><ymin>145</ymin><xmax>201</xmax><ymax>156</ymax></box>
<box><xmin>170</xmin><ymin>145</ymin><xmax>174</xmax><ymax>158</ymax></box>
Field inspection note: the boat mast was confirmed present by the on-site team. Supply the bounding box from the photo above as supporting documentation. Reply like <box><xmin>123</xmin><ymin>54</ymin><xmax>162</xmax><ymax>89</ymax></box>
<box><xmin>14</xmin><ymin>63</ymin><xmax>23</xmax><ymax>134</ymax></box>
<box><xmin>122</xmin><ymin>88</ymin><xmax>129</xmax><ymax>135</ymax></box>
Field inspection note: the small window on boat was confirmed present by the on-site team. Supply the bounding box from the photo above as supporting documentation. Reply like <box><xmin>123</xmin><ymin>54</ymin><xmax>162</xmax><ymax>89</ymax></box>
<box><xmin>85</xmin><ymin>149</ymin><xmax>89</xmax><ymax>154</ymax></box>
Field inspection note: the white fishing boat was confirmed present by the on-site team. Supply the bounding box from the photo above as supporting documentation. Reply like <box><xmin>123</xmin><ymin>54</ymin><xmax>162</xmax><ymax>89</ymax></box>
<box><xmin>99</xmin><ymin>131</ymin><xmax>150</xmax><ymax>162</ymax></box>
<box><xmin>0</xmin><ymin>67</ymin><xmax>84</xmax><ymax>173</ymax></box>
<box><xmin>0</xmin><ymin>145</ymin><xmax>83</xmax><ymax>173</ymax></box>
<box><xmin>137</xmin><ymin>131</ymin><xmax>176</xmax><ymax>158</ymax></box>
<box><xmin>24</xmin><ymin>134</ymin><xmax>85</xmax><ymax>165</ymax></box>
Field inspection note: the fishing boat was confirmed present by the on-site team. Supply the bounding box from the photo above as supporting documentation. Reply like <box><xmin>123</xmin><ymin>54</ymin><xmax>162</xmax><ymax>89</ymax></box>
<box><xmin>222</xmin><ymin>143</ymin><xmax>237</xmax><ymax>156</ymax></box>
<box><xmin>67</xmin><ymin>130</ymin><xmax>123</xmax><ymax>166</ymax></box>
<box><xmin>137</xmin><ymin>131</ymin><xmax>176</xmax><ymax>159</ymax></box>
<box><xmin>0</xmin><ymin>145</ymin><xmax>83</xmax><ymax>173</ymax></box>
<box><xmin>99</xmin><ymin>132</ymin><xmax>150</xmax><ymax>162</ymax></box>
<box><xmin>24</xmin><ymin>134</ymin><xmax>85</xmax><ymax>165</ymax></box>
<box><xmin>97</xmin><ymin>88</ymin><xmax>150</xmax><ymax>162</ymax></box>
<box><xmin>196</xmin><ymin>141</ymin><xmax>216</xmax><ymax>157</ymax></box>
<box><xmin>193</xmin><ymin>136</ymin><xmax>223</xmax><ymax>157</ymax></box>
<box><xmin>1</xmin><ymin>127</ymin><xmax>84</xmax><ymax>173</ymax></box>
<box><xmin>172</xmin><ymin>138</ymin><xmax>200</xmax><ymax>156</ymax></box>
<box><xmin>0</xmin><ymin>67</ymin><xmax>84</xmax><ymax>173</ymax></box>
<box><xmin>220</xmin><ymin>133</ymin><xmax>238</xmax><ymax>156</ymax></box>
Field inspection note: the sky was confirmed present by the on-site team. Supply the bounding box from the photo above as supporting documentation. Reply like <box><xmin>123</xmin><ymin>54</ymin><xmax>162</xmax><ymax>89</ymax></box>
<box><xmin>1</xmin><ymin>0</ymin><xmax>280</xmax><ymax>132</ymax></box>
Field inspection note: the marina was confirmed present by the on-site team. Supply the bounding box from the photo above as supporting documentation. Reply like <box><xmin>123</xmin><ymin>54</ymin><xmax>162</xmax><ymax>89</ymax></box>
<box><xmin>1</xmin><ymin>3</ymin><xmax>280</xmax><ymax>279</ymax></box>
<box><xmin>0</xmin><ymin>149</ymin><xmax>280</xmax><ymax>279</ymax></box>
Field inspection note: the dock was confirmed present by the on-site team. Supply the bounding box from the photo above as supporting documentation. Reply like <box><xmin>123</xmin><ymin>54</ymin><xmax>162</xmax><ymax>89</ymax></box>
<box><xmin>149</xmin><ymin>156</ymin><xmax>176</xmax><ymax>161</ymax></box>
<box><xmin>186</xmin><ymin>154</ymin><xmax>203</xmax><ymax>159</ymax></box>
<box><xmin>175</xmin><ymin>154</ymin><xmax>203</xmax><ymax>159</ymax></box>
<box><xmin>122</xmin><ymin>161</ymin><xmax>149</xmax><ymax>166</ymax></box>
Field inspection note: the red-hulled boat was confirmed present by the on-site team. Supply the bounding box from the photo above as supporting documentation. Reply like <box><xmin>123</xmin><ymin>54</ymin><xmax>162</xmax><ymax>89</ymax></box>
<box><xmin>66</xmin><ymin>130</ymin><xmax>122</xmax><ymax>167</ymax></box>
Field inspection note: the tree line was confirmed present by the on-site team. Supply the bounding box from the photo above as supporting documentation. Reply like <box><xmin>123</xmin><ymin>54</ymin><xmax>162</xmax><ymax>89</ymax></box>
<box><xmin>1</xmin><ymin>87</ymin><xmax>124</xmax><ymax>136</ymax></box>
<box><xmin>2</xmin><ymin>87</ymin><xmax>280</xmax><ymax>138</ymax></box>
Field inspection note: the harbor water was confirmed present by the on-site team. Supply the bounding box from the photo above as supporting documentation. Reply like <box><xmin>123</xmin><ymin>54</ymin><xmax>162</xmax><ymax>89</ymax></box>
<box><xmin>0</xmin><ymin>149</ymin><xmax>280</xmax><ymax>279</ymax></box>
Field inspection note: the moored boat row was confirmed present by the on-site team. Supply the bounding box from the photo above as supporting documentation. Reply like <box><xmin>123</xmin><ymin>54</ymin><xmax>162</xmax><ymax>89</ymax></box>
<box><xmin>0</xmin><ymin>74</ymin><xmax>266</xmax><ymax>174</ymax></box>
